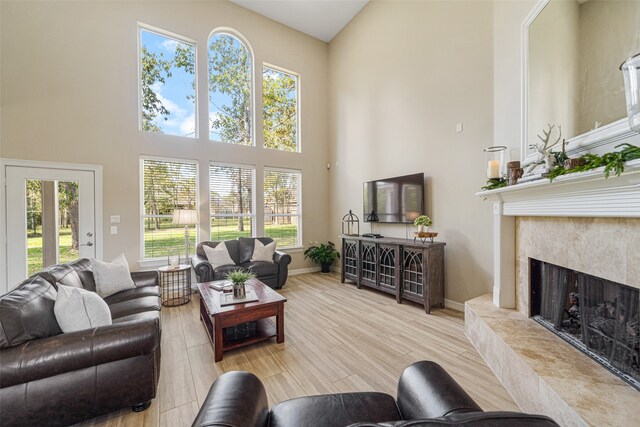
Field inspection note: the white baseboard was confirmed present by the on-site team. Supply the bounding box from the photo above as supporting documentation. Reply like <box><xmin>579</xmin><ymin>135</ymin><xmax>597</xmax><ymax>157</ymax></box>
<box><xmin>289</xmin><ymin>266</ymin><xmax>320</xmax><ymax>276</ymax></box>
<box><xmin>444</xmin><ymin>299</ymin><xmax>464</xmax><ymax>312</ymax></box>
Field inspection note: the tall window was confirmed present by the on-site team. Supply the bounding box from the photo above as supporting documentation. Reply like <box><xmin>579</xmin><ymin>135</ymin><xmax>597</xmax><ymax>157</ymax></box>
<box><xmin>210</xmin><ymin>164</ymin><xmax>255</xmax><ymax>241</ymax></box>
<box><xmin>208</xmin><ymin>32</ymin><xmax>252</xmax><ymax>144</ymax></box>
<box><xmin>141</xmin><ymin>158</ymin><xmax>197</xmax><ymax>259</ymax></box>
<box><xmin>139</xmin><ymin>26</ymin><xmax>196</xmax><ymax>137</ymax></box>
<box><xmin>264</xmin><ymin>168</ymin><xmax>301</xmax><ymax>247</ymax></box>
<box><xmin>263</xmin><ymin>66</ymin><xmax>299</xmax><ymax>152</ymax></box>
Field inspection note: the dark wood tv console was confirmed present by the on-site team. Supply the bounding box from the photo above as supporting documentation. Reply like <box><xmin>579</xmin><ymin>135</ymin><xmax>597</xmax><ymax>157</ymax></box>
<box><xmin>340</xmin><ymin>235</ymin><xmax>445</xmax><ymax>314</ymax></box>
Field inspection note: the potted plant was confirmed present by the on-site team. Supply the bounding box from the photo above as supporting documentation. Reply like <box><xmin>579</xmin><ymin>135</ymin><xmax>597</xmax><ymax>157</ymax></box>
<box><xmin>304</xmin><ymin>241</ymin><xmax>340</xmax><ymax>273</ymax></box>
<box><xmin>414</xmin><ymin>215</ymin><xmax>432</xmax><ymax>233</ymax></box>
<box><xmin>225</xmin><ymin>269</ymin><xmax>256</xmax><ymax>299</ymax></box>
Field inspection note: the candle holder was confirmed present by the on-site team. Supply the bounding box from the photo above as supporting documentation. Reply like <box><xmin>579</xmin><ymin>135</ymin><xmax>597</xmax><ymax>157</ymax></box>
<box><xmin>484</xmin><ymin>146</ymin><xmax>507</xmax><ymax>179</ymax></box>
<box><xmin>621</xmin><ymin>53</ymin><xmax>640</xmax><ymax>132</ymax></box>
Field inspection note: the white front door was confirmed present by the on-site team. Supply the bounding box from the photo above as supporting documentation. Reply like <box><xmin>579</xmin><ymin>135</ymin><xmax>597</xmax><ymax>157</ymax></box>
<box><xmin>4</xmin><ymin>164</ymin><xmax>100</xmax><ymax>289</ymax></box>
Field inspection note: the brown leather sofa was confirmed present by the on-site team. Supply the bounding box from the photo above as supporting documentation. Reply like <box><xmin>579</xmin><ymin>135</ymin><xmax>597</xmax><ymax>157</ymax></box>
<box><xmin>191</xmin><ymin>361</ymin><xmax>559</xmax><ymax>427</ymax></box>
<box><xmin>0</xmin><ymin>258</ymin><xmax>161</xmax><ymax>427</ymax></box>
<box><xmin>192</xmin><ymin>237</ymin><xmax>291</xmax><ymax>288</ymax></box>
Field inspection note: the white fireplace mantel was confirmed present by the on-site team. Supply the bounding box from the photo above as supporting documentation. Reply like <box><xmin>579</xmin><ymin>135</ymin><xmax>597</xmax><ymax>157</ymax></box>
<box><xmin>477</xmin><ymin>158</ymin><xmax>640</xmax><ymax>217</ymax></box>
<box><xmin>476</xmin><ymin>158</ymin><xmax>640</xmax><ymax>308</ymax></box>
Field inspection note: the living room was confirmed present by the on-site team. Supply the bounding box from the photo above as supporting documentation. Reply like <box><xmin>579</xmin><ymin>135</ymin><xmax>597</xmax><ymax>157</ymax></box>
<box><xmin>1</xmin><ymin>1</ymin><xmax>639</xmax><ymax>426</ymax></box>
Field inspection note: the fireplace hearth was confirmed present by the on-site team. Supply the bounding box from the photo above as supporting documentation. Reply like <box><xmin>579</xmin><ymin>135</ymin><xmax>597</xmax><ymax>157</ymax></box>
<box><xmin>530</xmin><ymin>259</ymin><xmax>640</xmax><ymax>391</ymax></box>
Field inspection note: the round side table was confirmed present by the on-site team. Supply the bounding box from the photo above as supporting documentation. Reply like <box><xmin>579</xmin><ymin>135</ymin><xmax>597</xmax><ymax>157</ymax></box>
<box><xmin>158</xmin><ymin>264</ymin><xmax>192</xmax><ymax>307</ymax></box>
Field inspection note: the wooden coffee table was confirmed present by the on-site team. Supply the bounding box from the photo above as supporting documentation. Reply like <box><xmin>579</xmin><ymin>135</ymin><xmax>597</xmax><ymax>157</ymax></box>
<box><xmin>197</xmin><ymin>279</ymin><xmax>287</xmax><ymax>362</ymax></box>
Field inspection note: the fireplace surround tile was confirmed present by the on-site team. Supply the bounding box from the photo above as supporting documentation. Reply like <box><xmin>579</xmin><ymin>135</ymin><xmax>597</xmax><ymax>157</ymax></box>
<box><xmin>515</xmin><ymin>217</ymin><xmax>640</xmax><ymax>317</ymax></box>
<box><xmin>466</xmin><ymin>294</ymin><xmax>639</xmax><ymax>426</ymax></box>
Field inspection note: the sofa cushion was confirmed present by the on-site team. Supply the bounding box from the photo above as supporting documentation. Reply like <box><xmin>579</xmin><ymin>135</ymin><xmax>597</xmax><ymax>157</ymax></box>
<box><xmin>251</xmin><ymin>239</ymin><xmax>276</xmax><ymax>262</ymax></box>
<box><xmin>108</xmin><ymin>296</ymin><xmax>161</xmax><ymax>320</ymax></box>
<box><xmin>54</xmin><ymin>284</ymin><xmax>112</xmax><ymax>333</ymax></box>
<box><xmin>243</xmin><ymin>261</ymin><xmax>278</xmax><ymax>277</ymax></box>
<box><xmin>347</xmin><ymin>412</ymin><xmax>560</xmax><ymax>426</ymax></box>
<box><xmin>238</xmin><ymin>237</ymin><xmax>255</xmax><ymax>264</ymax></box>
<box><xmin>212</xmin><ymin>264</ymin><xmax>244</xmax><ymax>280</ymax></box>
<box><xmin>0</xmin><ymin>276</ymin><xmax>62</xmax><ymax>348</ymax></box>
<box><xmin>269</xmin><ymin>392</ymin><xmax>401</xmax><ymax>427</ymax></box>
<box><xmin>204</xmin><ymin>242</ymin><xmax>236</xmax><ymax>268</ymax></box>
<box><xmin>33</xmin><ymin>258</ymin><xmax>93</xmax><ymax>289</ymax></box>
<box><xmin>78</xmin><ymin>270</ymin><xmax>97</xmax><ymax>292</ymax></box>
<box><xmin>91</xmin><ymin>254</ymin><xmax>136</xmax><ymax>298</ymax></box>
<box><xmin>103</xmin><ymin>285</ymin><xmax>160</xmax><ymax>305</ymax></box>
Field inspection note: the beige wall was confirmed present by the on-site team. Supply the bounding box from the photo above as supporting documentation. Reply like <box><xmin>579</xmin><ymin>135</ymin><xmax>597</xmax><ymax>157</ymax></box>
<box><xmin>0</xmin><ymin>1</ymin><xmax>329</xmax><ymax>272</ymax></box>
<box><xmin>328</xmin><ymin>0</ymin><xmax>495</xmax><ymax>306</ymax></box>
<box><xmin>493</xmin><ymin>0</ymin><xmax>538</xmax><ymax>162</ymax></box>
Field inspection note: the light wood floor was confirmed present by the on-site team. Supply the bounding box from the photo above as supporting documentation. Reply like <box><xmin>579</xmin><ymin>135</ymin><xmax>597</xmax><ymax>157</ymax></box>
<box><xmin>76</xmin><ymin>273</ymin><xmax>519</xmax><ymax>426</ymax></box>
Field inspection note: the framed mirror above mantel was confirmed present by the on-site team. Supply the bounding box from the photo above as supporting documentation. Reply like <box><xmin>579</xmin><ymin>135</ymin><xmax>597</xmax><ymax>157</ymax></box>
<box><xmin>522</xmin><ymin>0</ymin><xmax>640</xmax><ymax>165</ymax></box>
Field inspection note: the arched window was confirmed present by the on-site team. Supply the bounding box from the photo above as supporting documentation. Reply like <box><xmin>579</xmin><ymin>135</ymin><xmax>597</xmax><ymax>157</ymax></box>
<box><xmin>208</xmin><ymin>31</ymin><xmax>253</xmax><ymax>145</ymax></box>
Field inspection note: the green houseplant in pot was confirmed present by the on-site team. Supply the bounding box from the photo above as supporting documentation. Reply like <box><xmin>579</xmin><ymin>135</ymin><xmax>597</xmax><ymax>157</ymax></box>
<box><xmin>304</xmin><ymin>241</ymin><xmax>340</xmax><ymax>273</ymax></box>
<box><xmin>225</xmin><ymin>269</ymin><xmax>256</xmax><ymax>299</ymax></box>
<box><xmin>414</xmin><ymin>215</ymin><xmax>432</xmax><ymax>233</ymax></box>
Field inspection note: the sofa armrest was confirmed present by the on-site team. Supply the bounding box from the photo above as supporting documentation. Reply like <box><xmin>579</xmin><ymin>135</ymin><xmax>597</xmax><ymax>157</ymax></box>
<box><xmin>192</xmin><ymin>371</ymin><xmax>269</xmax><ymax>427</ymax></box>
<box><xmin>396</xmin><ymin>361</ymin><xmax>482</xmax><ymax>420</ymax></box>
<box><xmin>192</xmin><ymin>254</ymin><xmax>213</xmax><ymax>283</ymax></box>
<box><xmin>131</xmin><ymin>270</ymin><xmax>159</xmax><ymax>287</ymax></box>
<box><xmin>0</xmin><ymin>317</ymin><xmax>160</xmax><ymax>389</ymax></box>
<box><xmin>273</xmin><ymin>250</ymin><xmax>291</xmax><ymax>288</ymax></box>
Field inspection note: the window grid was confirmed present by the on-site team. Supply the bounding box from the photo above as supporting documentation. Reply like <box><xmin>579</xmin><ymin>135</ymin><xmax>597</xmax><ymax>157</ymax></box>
<box><xmin>209</xmin><ymin>163</ymin><xmax>255</xmax><ymax>241</ymax></box>
<box><xmin>139</xmin><ymin>25</ymin><xmax>197</xmax><ymax>138</ymax></box>
<box><xmin>263</xmin><ymin>65</ymin><xmax>299</xmax><ymax>152</ymax></box>
<box><xmin>141</xmin><ymin>158</ymin><xmax>198</xmax><ymax>260</ymax></box>
<box><xmin>263</xmin><ymin>168</ymin><xmax>301</xmax><ymax>248</ymax></box>
<box><xmin>208</xmin><ymin>32</ymin><xmax>253</xmax><ymax>145</ymax></box>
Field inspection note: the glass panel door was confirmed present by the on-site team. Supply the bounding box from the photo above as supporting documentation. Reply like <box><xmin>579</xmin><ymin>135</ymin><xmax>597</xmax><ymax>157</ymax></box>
<box><xmin>5</xmin><ymin>166</ymin><xmax>96</xmax><ymax>289</ymax></box>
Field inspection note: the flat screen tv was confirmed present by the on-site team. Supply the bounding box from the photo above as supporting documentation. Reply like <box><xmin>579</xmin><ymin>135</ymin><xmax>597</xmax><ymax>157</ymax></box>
<box><xmin>363</xmin><ymin>173</ymin><xmax>425</xmax><ymax>223</ymax></box>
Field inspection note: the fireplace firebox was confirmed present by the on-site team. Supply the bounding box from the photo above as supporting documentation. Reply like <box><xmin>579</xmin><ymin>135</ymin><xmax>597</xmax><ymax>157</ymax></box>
<box><xmin>530</xmin><ymin>259</ymin><xmax>640</xmax><ymax>391</ymax></box>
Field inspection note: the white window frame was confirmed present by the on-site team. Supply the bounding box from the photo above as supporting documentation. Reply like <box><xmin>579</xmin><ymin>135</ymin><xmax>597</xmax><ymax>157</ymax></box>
<box><xmin>209</xmin><ymin>161</ymin><xmax>257</xmax><ymax>241</ymax></box>
<box><xmin>263</xmin><ymin>167</ymin><xmax>302</xmax><ymax>248</ymax></box>
<box><xmin>137</xmin><ymin>22</ymin><xmax>199</xmax><ymax>138</ymax></box>
<box><xmin>207</xmin><ymin>28</ymin><xmax>256</xmax><ymax>146</ymax></box>
<box><xmin>139</xmin><ymin>156</ymin><xmax>199</xmax><ymax>262</ymax></box>
<box><xmin>262</xmin><ymin>63</ymin><xmax>301</xmax><ymax>153</ymax></box>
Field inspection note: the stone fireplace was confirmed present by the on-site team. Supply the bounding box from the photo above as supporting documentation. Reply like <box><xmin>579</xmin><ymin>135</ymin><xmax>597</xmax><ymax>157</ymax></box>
<box><xmin>466</xmin><ymin>162</ymin><xmax>640</xmax><ymax>426</ymax></box>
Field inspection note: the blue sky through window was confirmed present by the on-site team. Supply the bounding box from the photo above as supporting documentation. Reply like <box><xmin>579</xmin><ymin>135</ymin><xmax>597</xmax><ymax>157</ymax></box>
<box><xmin>140</xmin><ymin>29</ymin><xmax>196</xmax><ymax>137</ymax></box>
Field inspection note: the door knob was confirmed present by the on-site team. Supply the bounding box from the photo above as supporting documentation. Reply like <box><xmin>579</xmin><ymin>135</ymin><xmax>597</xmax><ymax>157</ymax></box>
<box><xmin>82</xmin><ymin>242</ymin><xmax>94</xmax><ymax>247</ymax></box>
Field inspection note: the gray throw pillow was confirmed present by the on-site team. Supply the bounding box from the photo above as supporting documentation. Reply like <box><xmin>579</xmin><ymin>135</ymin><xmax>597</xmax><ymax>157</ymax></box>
<box><xmin>90</xmin><ymin>253</ymin><xmax>136</xmax><ymax>298</ymax></box>
<box><xmin>54</xmin><ymin>284</ymin><xmax>112</xmax><ymax>333</ymax></box>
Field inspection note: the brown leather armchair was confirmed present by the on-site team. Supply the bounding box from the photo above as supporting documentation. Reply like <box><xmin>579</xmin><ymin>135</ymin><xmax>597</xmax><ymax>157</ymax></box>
<box><xmin>0</xmin><ymin>259</ymin><xmax>161</xmax><ymax>427</ymax></box>
<box><xmin>191</xmin><ymin>361</ymin><xmax>559</xmax><ymax>427</ymax></box>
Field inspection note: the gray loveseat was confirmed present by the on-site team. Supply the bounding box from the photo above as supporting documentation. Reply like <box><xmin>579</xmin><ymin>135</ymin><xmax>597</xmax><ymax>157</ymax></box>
<box><xmin>191</xmin><ymin>237</ymin><xmax>291</xmax><ymax>289</ymax></box>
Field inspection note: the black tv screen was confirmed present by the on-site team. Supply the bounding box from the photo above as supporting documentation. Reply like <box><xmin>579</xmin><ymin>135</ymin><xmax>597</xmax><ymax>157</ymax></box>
<box><xmin>363</xmin><ymin>173</ymin><xmax>425</xmax><ymax>223</ymax></box>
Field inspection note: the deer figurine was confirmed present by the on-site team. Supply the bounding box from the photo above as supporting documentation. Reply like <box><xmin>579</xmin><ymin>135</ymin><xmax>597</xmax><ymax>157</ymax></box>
<box><xmin>524</xmin><ymin>124</ymin><xmax>562</xmax><ymax>175</ymax></box>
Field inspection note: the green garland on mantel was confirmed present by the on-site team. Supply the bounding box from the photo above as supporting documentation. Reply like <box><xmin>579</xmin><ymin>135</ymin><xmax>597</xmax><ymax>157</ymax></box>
<box><xmin>481</xmin><ymin>143</ymin><xmax>640</xmax><ymax>191</ymax></box>
<box><xmin>547</xmin><ymin>143</ymin><xmax>640</xmax><ymax>181</ymax></box>
<box><xmin>481</xmin><ymin>178</ymin><xmax>507</xmax><ymax>191</ymax></box>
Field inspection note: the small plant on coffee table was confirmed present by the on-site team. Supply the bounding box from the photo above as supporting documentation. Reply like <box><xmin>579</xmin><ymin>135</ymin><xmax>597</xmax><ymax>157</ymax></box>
<box><xmin>225</xmin><ymin>269</ymin><xmax>256</xmax><ymax>299</ymax></box>
<box><xmin>304</xmin><ymin>241</ymin><xmax>340</xmax><ymax>273</ymax></box>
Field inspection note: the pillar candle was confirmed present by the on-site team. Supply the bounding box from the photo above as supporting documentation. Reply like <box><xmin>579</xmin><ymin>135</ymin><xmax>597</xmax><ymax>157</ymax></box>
<box><xmin>487</xmin><ymin>159</ymin><xmax>500</xmax><ymax>179</ymax></box>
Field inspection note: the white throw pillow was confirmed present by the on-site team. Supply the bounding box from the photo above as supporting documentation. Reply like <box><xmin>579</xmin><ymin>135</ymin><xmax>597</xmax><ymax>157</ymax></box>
<box><xmin>251</xmin><ymin>240</ymin><xmax>276</xmax><ymax>262</ymax></box>
<box><xmin>204</xmin><ymin>242</ymin><xmax>236</xmax><ymax>269</ymax></box>
<box><xmin>54</xmin><ymin>284</ymin><xmax>112</xmax><ymax>333</ymax></box>
<box><xmin>90</xmin><ymin>253</ymin><xmax>136</xmax><ymax>298</ymax></box>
